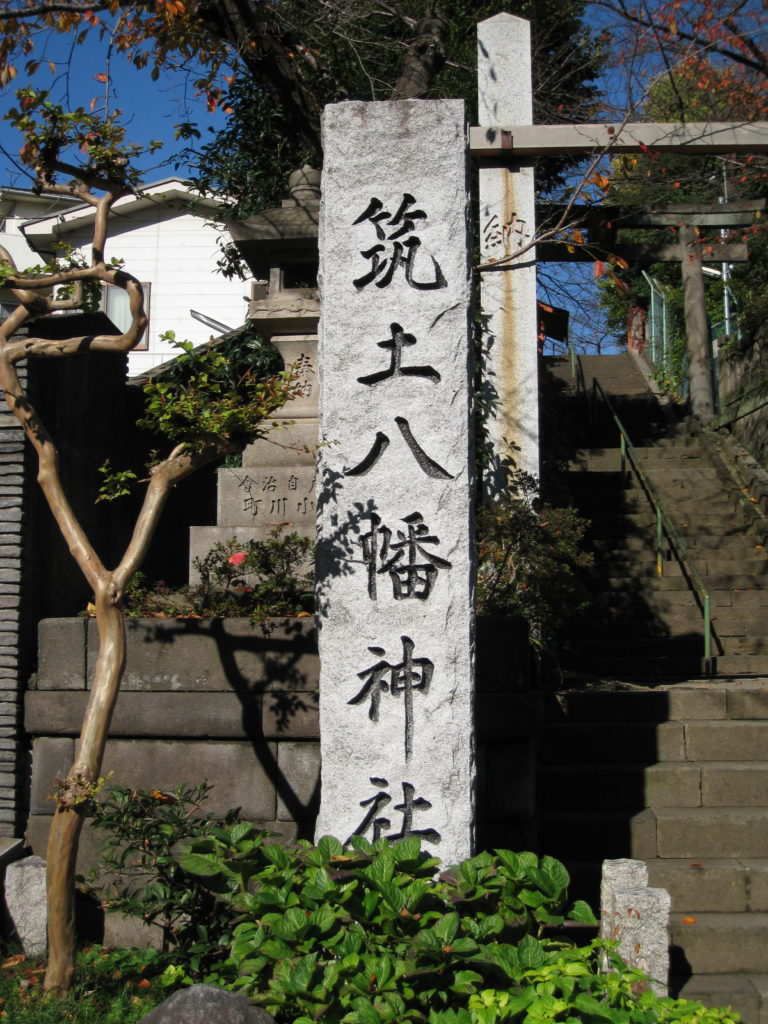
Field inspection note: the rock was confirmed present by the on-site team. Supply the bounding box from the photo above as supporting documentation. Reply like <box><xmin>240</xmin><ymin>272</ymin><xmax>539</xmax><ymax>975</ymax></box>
<box><xmin>4</xmin><ymin>854</ymin><xmax>46</xmax><ymax>955</ymax></box>
<box><xmin>139</xmin><ymin>984</ymin><xmax>274</xmax><ymax>1024</ymax></box>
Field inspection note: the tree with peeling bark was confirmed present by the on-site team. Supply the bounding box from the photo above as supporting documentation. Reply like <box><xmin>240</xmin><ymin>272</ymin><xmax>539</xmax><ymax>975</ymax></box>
<box><xmin>0</xmin><ymin>99</ymin><xmax>303</xmax><ymax>996</ymax></box>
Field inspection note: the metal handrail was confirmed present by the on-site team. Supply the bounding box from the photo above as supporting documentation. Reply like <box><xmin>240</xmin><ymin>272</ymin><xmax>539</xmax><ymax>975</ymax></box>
<box><xmin>590</xmin><ymin>375</ymin><xmax>715</xmax><ymax>677</ymax></box>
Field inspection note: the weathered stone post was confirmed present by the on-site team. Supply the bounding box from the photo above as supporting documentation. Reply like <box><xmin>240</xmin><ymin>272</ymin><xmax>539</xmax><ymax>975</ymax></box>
<box><xmin>315</xmin><ymin>100</ymin><xmax>475</xmax><ymax>865</ymax></box>
<box><xmin>477</xmin><ymin>14</ymin><xmax>539</xmax><ymax>494</ymax></box>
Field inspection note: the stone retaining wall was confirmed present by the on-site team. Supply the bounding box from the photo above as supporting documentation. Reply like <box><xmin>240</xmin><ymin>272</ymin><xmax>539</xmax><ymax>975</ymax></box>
<box><xmin>25</xmin><ymin>616</ymin><xmax>539</xmax><ymax>896</ymax></box>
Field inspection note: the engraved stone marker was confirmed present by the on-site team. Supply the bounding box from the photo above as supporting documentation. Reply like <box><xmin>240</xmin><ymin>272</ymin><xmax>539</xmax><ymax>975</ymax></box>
<box><xmin>477</xmin><ymin>14</ymin><xmax>539</xmax><ymax>492</ymax></box>
<box><xmin>316</xmin><ymin>100</ymin><xmax>475</xmax><ymax>865</ymax></box>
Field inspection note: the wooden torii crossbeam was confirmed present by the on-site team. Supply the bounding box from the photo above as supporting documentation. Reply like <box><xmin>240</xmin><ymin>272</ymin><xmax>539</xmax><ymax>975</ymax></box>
<box><xmin>534</xmin><ymin>199</ymin><xmax>766</xmax><ymax>263</ymax></box>
<box><xmin>475</xmin><ymin>13</ymin><xmax>768</xmax><ymax>468</ymax></box>
<box><xmin>470</xmin><ymin>122</ymin><xmax>768</xmax><ymax>158</ymax></box>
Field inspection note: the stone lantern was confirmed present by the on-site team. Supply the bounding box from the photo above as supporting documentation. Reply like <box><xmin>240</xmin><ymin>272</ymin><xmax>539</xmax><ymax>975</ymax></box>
<box><xmin>189</xmin><ymin>167</ymin><xmax>320</xmax><ymax>566</ymax></box>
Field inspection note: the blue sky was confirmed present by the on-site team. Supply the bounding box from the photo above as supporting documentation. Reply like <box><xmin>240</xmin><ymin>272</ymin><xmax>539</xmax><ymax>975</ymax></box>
<box><xmin>0</xmin><ymin>12</ymin><xmax>627</xmax><ymax>351</ymax></box>
<box><xmin>0</xmin><ymin>27</ymin><xmax>230</xmax><ymax>187</ymax></box>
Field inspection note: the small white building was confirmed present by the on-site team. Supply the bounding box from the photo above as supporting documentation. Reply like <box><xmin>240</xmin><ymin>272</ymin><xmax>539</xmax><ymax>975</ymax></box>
<box><xmin>18</xmin><ymin>178</ymin><xmax>252</xmax><ymax>376</ymax></box>
<box><xmin>0</xmin><ymin>186</ymin><xmax>84</xmax><ymax>318</ymax></box>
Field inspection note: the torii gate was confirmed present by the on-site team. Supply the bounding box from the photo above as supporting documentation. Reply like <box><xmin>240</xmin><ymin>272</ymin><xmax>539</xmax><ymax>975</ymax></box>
<box><xmin>475</xmin><ymin>13</ymin><xmax>768</xmax><ymax>490</ymax></box>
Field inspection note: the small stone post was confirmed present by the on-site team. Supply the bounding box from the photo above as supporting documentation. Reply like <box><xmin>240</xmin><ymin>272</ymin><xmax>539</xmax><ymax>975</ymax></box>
<box><xmin>316</xmin><ymin>99</ymin><xmax>475</xmax><ymax>866</ymax></box>
<box><xmin>601</xmin><ymin>858</ymin><xmax>671</xmax><ymax>996</ymax></box>
<box><xmin>477</xmin><ymin>14</ymin><xmax>539</xmax><ymax>494</ymax></box>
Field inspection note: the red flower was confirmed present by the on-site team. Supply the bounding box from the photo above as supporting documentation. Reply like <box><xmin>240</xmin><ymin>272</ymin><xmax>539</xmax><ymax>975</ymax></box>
<box><xmin>228</xmin><ymin>552</ymin><xmax>247</xmax><ymax>566</ymax></box>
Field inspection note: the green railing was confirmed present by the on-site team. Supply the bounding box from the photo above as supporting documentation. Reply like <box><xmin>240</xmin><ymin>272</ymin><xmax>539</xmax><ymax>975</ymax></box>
<box><xmin>590</xmin><ymin>375</ymin><xmax>715</xmax><ymax>677</ymax></box>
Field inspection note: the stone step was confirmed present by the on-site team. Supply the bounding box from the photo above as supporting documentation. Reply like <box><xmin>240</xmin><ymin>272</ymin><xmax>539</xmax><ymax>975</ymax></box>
<box><xmin>561</xmin><ymin>654</ymin><xmax>707</xmax><ymax>679</ymax></box>
<box><xmin>589</xmin><ymin>534</ymin><xmax>765</xmax><ymax>554</ymax></box>
<box><xmin>602</xmin><ymin>574</ymin><xmax>767</xmax><ymax>592</ymax></box>
<box><xmin>541</xmin><ymin>762</ymin><xmax>701</xmax><ymax>809</ymax></box>
<box><xmin>569</xmin><ymin>635</ymin><xmax>705</xmax><ymax>657</ymax></box>
<box><xmin>563</xmin><ymin>653</ymin><xmax>768</xmax><ymax>680</ymax></box>
<box><xmin>719</xmin><ymin>637</ymin><xmax>768</xmax><ymax>656</ymax></box>
<box><xmin>542</xmin><ymin>761</ymin><xmax>768</xmax><ymax>810</ymax></box>
<box><xmin>587</xmin><ymin>519</ymin><xmax>758</xmax><ymax>542</ymax></box>
<box><xmin>695</xmin><ymin>762</ymin><xmax>768</xmax><ymax>806</ymax></box>
<box><xmin>539</xmin><ymin>810</ymin><xmax>655</xmax><ymax>860</ymax></box>
<box><xmin>714</xmin><ymin>654</ymin><xmax>768</xmax><ymax>676</ymax></box>
<box><xmin>647</xmin><ymin>859</ymin><xmax>768</xmax><ymax>915</ymax></box>
<box><xmin>653</xmin><ymin>808</ymin><xmax>768</xmax><ymax>859</ymax></box>
<box><xmin>575</xmin><ymin>491</ymin><xmax>745</xmax><ymax>519</ymax></box>
<box><xmin>572</xmin><ymin>613</ymin><xmax>767</xmax><ymax>640</ymax></box>
<box><xmin>543</xmin><ymin>718</ymin><xmax>768</xmax><ymax>763</ymax></box>
<box><xmin>591</xmin><ymin>557</ymin><xmax>768</xmax><ymax>577</ymax></box>
<box><xmin>545</xmin><ymin>688</ymin><xmax>729</xmax><ymax>723</ymax></box>
<box><xmin>541</xmin><ymin>721</ymin><xmax>686</xmax><ymax>763</ymax></box>
<box><xmin>669</xmin><ymin>912</ymin><xmax>768</xmax><ymax>975</ymax></box>
<box><xmin>672</xmin><ymin>973</ymin><xmax>768</xmax><ymax>1024</ymax></box>
<box><xmin>683</xmin><ymin>720</ymin><xmax>768</xmax><ymax>760</ymax></box>
<box><xmin>569</xmin><ymin>450</ymin><xmax>707</xmax><ymax>472</ymax></box>
<box><xmin>569</xmin><ymin>618</ymin><xmax>705</xmax><ymax>641</ymax></box>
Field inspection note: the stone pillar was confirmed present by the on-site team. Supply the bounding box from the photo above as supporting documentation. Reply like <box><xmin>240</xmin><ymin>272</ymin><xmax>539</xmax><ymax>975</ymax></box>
<box><xmin>477</xmin><ymin>14</ymin><xmax>539</xmax><ymax>494</ymax></box>
<box><xmin>601</xmin><ymin>858</ymin><xmax>670</xmax><ymax>997</ymax></box>
<box><xmin>680</xmin><ymin>223</ymin><xmax>715</xmax><ymax>421</ymax></box>
<box><xmin>316</xmin><ymin>99</ymin><xmax>475</xmax><ymax>866</ymax></box>
<box><xmin>190</xmin><ymin>169</ymin><xmax>320</xmax><ymax>568</ymax></box>
<box><xmin>609</xmin><ymin>887</ymin><xmax>671</xmax><ymax>996</ymax></box>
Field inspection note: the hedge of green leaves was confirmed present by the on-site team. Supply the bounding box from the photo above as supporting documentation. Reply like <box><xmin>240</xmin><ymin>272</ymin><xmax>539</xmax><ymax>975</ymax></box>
<box><xmin>166</xmin><ymin>826</ymin><xmax>738</xmax><ymax>1024</ymax></box>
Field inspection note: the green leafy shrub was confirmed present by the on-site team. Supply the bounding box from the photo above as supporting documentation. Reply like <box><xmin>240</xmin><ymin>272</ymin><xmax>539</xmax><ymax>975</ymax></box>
<box><xmin>188</xmin><ymin>531</ymin><xmax>313</xmax><ymax>618</ymax></box>
<box><xmin>476</xmin><ymin>472</ymin><xmax>592</xmax><ymax>651</ymax></box>
<box><xmin>175</xmin><ymin>827</ymin><xmax>597</xmax><ymax>1021</ymax></box>
<box><xmin>84</xmin><ymin>791</ymin><xmax>737</xmax><ymax>1024</ymax></box>
<box><xmin>136</xmin><ymin>332</ymin><xmax>304</xmax><ymax>451</ymax></box>
<box><xmin>462</xmin><ymin>941</ymin><xmax>740</xmax><ymax>1024</ymax></box>
<box><xmin>85</xmin><ymin>782</ymin><xmax>241</xmax><ymax>974</ymax></box>
<box><xmin>117</xmin><ymin>529</ymin><xmax>314</xmax><ymax>621</ymax></box>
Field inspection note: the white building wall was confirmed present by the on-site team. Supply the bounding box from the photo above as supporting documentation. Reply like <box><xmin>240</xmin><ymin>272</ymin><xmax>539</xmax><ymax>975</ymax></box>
<box><xmin>62</xmin><ymin>204</ymin><xmax>251</xmax><ymax>376</ymax></box>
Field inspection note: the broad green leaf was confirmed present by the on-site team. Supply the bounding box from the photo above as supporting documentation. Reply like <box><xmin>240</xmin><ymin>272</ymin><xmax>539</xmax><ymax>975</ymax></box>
<box><xmin>449</xmin><ymin>937</ymin><xmax>478</xmax><ymax>955</ymax></box>
<box><xmin>518</xmin><ymin>887</ymin><xmax>545</xmax><ymax>908</ymax></box>
<box><xmin>366</xmin><ymin>853</ymin><xmax>395</xmax><ymax>886</ymax></box>
<box><xmin>349</xmin><ymin>834</ymin><xmax>374</xmax><ymax>855</ymax></box>
<box><xmin>177</xmin><ymin>851</ymin><xmax>226</xmax><ymax>877</ymax></box>
<box><xmin>540</xmin><ymin>855</ymin><xmax>570</xmax><ymax>893</ymax></box>
<box><xmin>449</xmin><ymin>969</ymin><xmax>483</xmax><ymax>994</ymax></box>
<box><xmin>228</xmin><ymin>821</ymin><xmax>259</xmax><ymax>845</ymax></box>
<box><xmin>476</xmin><ymin>913</ymin><xmax>504</xmax><ymax>940</ymax></box>
<box><xmin>392</xmin><ymin>836</ymin><xmax>422</xmax><ymax>863</ymax></box>
<box><xmin>433</xmin><ymin>911</ymin><xmax>459</xmax><ymax>945</ymax></box>
<box><xmin>572</xmin><ymin>993</ymin><xmax>618</xmax><ymax>1019</ymax></box>
<box><xmin>569</xmin><ymin>899</ymin><xmax>598</xmax><ymax>925</ymax></box>
<box><xmin>379</xmin><ymin>880</ymin><xmax>405</xmax><ymax>912</ymax></box>
<box><xmin>292</xmin><ymin>952</ymin><xmax>319</xmax><ymax>994</ymax></box>
<box><xmin>351</xmin><ymin>998</ymin><xmax>383</xmax><ymax>1024</ymax></box>
<box><xmin>495</xmin><ymin>848</ymin><xmax>523</xmax><ymax>873</ymax></box>
<box><xmin>518</xmin><ymin>934</ymin><xmax>545</xmax><ymax>969</ymax></box>
<box><xmin>318</xmin><ymin>835</ymin><xmax>344</xmax><ymax>860</ymax></box>
<box><xmin>309</xmin><ymin>904</ymin><xmax>337</xmax><ymax>934</ymax></box>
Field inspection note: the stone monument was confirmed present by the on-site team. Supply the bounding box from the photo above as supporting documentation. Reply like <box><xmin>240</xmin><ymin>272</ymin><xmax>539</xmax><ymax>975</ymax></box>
<box><xmin>315</xmin><ymin>100</ymin><xmax>475</xmax><ymax>866</ymax></box>
<box><xmin>189</xmin><ymin>167</ymin><xmax>320</xmax><ymax>566</ymax></box>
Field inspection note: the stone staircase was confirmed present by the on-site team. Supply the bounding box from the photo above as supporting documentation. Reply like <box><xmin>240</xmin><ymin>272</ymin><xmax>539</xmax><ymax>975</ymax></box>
<box><xmin>538</xmin><ymin>353</ymin><xmax>768</xmax><ymax>1022</ymax></box>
